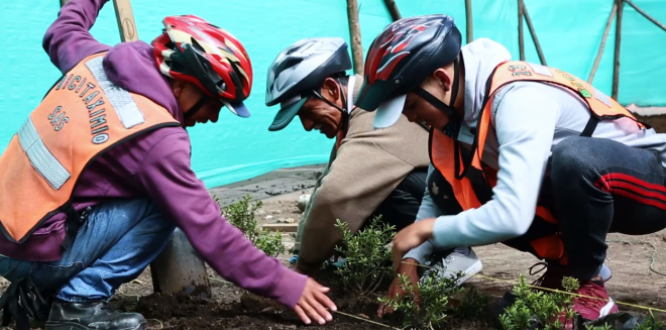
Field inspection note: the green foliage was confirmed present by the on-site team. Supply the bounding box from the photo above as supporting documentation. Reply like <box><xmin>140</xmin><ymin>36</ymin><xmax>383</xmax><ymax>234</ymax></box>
<box><xmin>379</xmin><ymin>270</ymin><xmax>465</xmax><ymax>329</ymax></box>
<box><xmin>635</xmin><ymin>311</ymin><xmax>666</xmax><ymax>330</ymax></box>
<box><xmin>499</xmin><ymin>275</ymin><xmax>580</xmax><ymax>330</ymax></box>
<box><xmin>217</xmin><ymin>195</ymin><xmax>285</xmax><ymax>258</ymax></box>
<box><xmin>456</xmin><ymin>286</ymin><xmax>491</xmax><ymax>320</ymax></box>
<box><xmin>333</xmin><ymin>217</ymin><xmax>394</xmax><ymax>297</ymax></box>
<box><xmin>254</xmin><ymin>229</ymin><xmax>285</xmax><ymax>259</ymax></box>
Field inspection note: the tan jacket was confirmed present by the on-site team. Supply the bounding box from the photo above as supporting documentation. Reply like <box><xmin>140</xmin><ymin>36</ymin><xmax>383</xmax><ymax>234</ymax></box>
<box><xmin>295</xmin><ymin>75</ymin><xmax>430</xmax><ymax>274</ymax></box>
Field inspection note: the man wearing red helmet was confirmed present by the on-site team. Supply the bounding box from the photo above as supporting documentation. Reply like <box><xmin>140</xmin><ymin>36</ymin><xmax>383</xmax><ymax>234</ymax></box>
<box><xmin>356</xmin><ymin>14</ymin><xmax>666</xmax><ymax>327</ymax></box>
<box><xmin>0</xmin><ymin>0</ymin><xmax>335</xmax><ymax>329</ymax></box>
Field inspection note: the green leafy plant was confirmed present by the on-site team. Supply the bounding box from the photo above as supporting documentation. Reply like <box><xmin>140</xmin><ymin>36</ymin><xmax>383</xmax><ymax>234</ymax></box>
<box><xmin>333</xmin><ymin>217</ymin><xmax>394</xmax><ymax>297</ymax></box>
<box><xmin>635</xmin><ymin>310</ymin><xmax>666</xmax><ymax>330</ymax></box>
<box><xmin>499</xmin><ymin>275</ymin><xmax>580</xmax><ymax>330</ymax></box>
<box><xmin>217</xmin><ymin>195</ymin><xmax>285</xmax><ymax>258</ymax></box>
<box><xmin>456</xmin><ymin>286</ymin><xmax>491</xmax><ymax>320</ymax></box>
<box><xmin>378</xmin><ymin>270</ymin><xmax>464</xmax><ymax>329</ymax></box>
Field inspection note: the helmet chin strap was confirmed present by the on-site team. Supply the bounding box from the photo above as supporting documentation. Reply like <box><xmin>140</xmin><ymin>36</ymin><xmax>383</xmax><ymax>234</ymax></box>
<box><xmin>414</xmin><ymin>58</ymin><xmax>461</xmax><ymax>136</ymax></box>
<box><xmin>413</xmin><ymin>58</ymin><xmax>472</xmax><ymax>180</ymax></box>
<box><xmin>184</xmin><ymin>95</ymin><xmax>210</xmax><ymax>119</ymax></box>
<box><xmin>311</xmin><ymin>78</ymin><xmax>348</xmax><ymax>114</ymax></box>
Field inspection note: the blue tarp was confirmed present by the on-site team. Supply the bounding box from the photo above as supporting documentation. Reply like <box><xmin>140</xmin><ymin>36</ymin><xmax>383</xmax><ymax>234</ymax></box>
<box><xmin>1</xmin><ymin>0</ymin><xmax>665</xmax><ymax>188</ymax></box>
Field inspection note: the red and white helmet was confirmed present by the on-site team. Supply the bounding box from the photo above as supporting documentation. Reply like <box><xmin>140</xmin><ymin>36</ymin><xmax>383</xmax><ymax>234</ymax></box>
<box><xmin>152</xmin><ymin>15</ymin><xmax>253</xmax><ymax>117</ymax></box>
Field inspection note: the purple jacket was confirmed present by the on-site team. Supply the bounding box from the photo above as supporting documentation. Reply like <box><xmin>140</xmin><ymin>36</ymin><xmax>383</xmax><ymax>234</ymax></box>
<box><xmin>0</xmin><ymin>0</ymin><xmax>306</xmax><ymax>308</ymax></box>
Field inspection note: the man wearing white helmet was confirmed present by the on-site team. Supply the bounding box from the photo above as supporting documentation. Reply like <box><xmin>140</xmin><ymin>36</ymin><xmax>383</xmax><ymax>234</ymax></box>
<box><xmin>265</xmin><ymin>37</ymin><xmax>483</xmax><ymax>285</ymax></box>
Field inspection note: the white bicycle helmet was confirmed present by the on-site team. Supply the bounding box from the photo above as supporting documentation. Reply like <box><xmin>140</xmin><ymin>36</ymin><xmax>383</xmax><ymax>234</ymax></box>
<box><xmin>265</xmin><ymin>37</ymin><xmax>352</xmax><ymax>131</ymax></box>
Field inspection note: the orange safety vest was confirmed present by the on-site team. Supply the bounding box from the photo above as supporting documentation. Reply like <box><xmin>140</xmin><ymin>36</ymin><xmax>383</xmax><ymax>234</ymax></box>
<box><xmin>429</xmin><ymin>61</ymin><xmax>646</xmax><ymax>263</ymax></box>
<box><xmin>0</xmin><ymin>52</ymin><xmax>180</xmax><ymax>245</ymax></box>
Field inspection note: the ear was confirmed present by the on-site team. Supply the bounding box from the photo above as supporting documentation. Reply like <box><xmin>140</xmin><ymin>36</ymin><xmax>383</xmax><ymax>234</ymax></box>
<box><xmin>432</xmin><ymin>68</ymin><xmax>453</xmax><ymax>92</ymax></box>
<box><xmin>321</xmin><ymin>77</ymin><xmax>341</xmax><ymax>101</ymax></box>
<box><xmin>172</xmin><ymin>79</ymin><xmax>187</xmax><ymax>98</ymax></box>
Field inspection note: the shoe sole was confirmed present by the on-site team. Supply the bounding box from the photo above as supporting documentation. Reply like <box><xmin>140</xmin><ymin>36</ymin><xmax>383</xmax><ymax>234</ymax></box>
<box><xmin>457</xmin><ymin>259</ymin><xmax>483</xmax><ymax>285</ymax></box>
<box><xmin>45</xmin><ymin>321</ymin><xmax>146</xmax><ymax>330</ymax></box>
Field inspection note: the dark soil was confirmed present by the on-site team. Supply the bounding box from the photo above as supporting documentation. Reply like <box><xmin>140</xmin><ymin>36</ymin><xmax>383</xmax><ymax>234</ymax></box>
<box><xmin>110</xmin><ymin>269</ymin><xmax>495</xmax><ymax>330</ymax></box>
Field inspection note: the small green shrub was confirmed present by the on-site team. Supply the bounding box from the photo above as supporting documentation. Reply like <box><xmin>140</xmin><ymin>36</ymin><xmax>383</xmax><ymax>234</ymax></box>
<box><xmin>456</xmin><ymin>286</ymin><xmax>491</xmax><ymax>320</ymax></box>
<box><xmin>499</xmin><ymin>275</ymin><xmax>607</xmax><ymax>330</ymax></box>
<box><xmin>379</xmin><ymin>270</ymin><xmax>464</xmax><ymax>329</ymax></box>
<box><xmin>216</xmin><ymin>195</ymin><xmax>285</xmax><ymax>258</ymax></box>
<box><xmin>635</xmin><ymin>311</ymin><xmax>666</xmax><ymax>330</ymax></box>
<box><xmin>585</xmin><ymin>324</ymin><xmax>613</xmax><ymax>330</ymax></box>
<box><xmin>499</xmin><ymin>275</ymin><xmax>578</xmax><ymax>330</ymax></box>
<box><xmin>333</xmin><ymin>217</ymin><xmax>394</xmax><ymax>297</ymax></box>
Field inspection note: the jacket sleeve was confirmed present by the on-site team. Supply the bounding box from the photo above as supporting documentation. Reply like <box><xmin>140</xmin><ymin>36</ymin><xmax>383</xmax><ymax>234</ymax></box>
<box><xmin>43</xmin><ymin>0</ymin><xmax>111</xmax><ymax>73</ymax></box>
<box><xmin>431</xmin><ymin>84</ymin><xmax>559</xmax><ymax>250</ymax></box>
<box><xmin>137</xmin><ymin>131</ymin><xmax>307</xmax><ymax>308</ymax></box>
<box><xmin>297</xmin><ymin>113</ymin><xmax>428</xmax><ymax>274</ymax></box>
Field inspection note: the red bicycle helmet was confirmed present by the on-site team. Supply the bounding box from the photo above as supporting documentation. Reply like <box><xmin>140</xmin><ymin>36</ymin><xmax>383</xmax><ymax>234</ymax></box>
<box><xmin>152</xmin><ymin>15</ymin><xmax>253</xmax><ymax>117</ymax></box>
<box><xmin>355</xmin><ymin>14</ymin><xmax>462</xmax><ymax>128</ymax></box>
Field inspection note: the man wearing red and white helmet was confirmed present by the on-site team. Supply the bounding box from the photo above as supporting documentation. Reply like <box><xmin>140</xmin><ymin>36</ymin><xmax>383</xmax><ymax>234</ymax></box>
<box><xmin>357</xmin><ymin>14</ymin><xmax>666</xmax><ymax>327</ymax></box>
<box><xmin>0</xmin><ymin>1</ymin><xmax>335</xmax><ymax>329</ymax></box>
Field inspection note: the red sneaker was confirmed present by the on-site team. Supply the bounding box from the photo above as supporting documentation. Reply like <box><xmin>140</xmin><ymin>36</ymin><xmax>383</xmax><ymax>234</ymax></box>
<box><xmin>560</xmin><ymin>280</ymin><xmax>619</xmax><ymax>329</ymax></box>
<box><xmin>529</xmin><ymin>262</ymin><xmax>619</xmax><ymax>329</ymax></box>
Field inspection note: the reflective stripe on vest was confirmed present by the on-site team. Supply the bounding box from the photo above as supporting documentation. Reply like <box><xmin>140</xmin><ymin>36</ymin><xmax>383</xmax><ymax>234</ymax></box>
<box><xmin>0</xmin><ymin>52</ymin><xmax>180</xmax><ymax>243</ymax></box>
<box><xmin>430</xmin><ymin>61</ymin><xmax>647</xmax><ymax>262</ymax></box>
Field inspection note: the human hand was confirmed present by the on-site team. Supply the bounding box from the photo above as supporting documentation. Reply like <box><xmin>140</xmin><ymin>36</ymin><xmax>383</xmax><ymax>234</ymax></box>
<box><xmin>392</xmin><ymin>218</ymin><xmax>436</xmax><ymax>274</ymax></box>
<box><xmin>293</xmin><ymin>278</ymin><xmax>337</xmax><ymax>325</ymax></box>
<box><xmin>377</xmin><ymin>259</ymin><xmax>420</xmax><ymax>318</ymax></box>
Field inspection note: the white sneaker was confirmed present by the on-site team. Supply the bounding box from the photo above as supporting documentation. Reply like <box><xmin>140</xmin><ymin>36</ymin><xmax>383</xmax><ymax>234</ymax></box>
<box><xmin>422</xmin><ymin>247</ymin><xmax>483</xmax><ymax>286</ymax></box>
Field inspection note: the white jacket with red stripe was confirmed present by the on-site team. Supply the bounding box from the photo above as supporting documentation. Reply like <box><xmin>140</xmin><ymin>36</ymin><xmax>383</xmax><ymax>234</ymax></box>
<box><xmin>406</xmin><ymin>38</ymin><xmax>666</xmax><ymax>262</ymax></box>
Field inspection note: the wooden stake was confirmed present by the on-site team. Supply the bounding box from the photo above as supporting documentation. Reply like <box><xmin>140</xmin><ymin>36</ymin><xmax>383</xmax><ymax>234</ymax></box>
<box><xmin>624</xmin><ymin>0</ymin><xmax>666</xmax><ymax>32</ymax></box>
<box><xmin>465</xmin><ymin>0</ymin><xmax>473</xmax><ymax>43</ymax></box>
<box><xmin>613</xmin><ymin>0</ymin><xmax>624</xmax><ymax>99</ymax></box>
<box><xmin>518</xmin><ymin>0</ymin><xmax>525</xmax><ymax>61</ymax></box>
<box><xmin>383</xmin><ymin>0</ymin><xmax>401</xmax><ymax>21</ymax></box>
<box><xmin>522</xmin><ymin>2</ymin><xmax>547</xmax><ymax>65</ymax></box>
<box><xmin>346</xmin><ymin>0</ymin><xmax>364</xmax><ymax>75</ymax></box>
<box><xmin>588</xmin><ymin>2</ymin><xmax>618</xmax><ymax>83</ymax></box>
<box><xmin>112</xmin><ymin>0</ymin><xmax>139</xmax><ymax>42</ymax></box>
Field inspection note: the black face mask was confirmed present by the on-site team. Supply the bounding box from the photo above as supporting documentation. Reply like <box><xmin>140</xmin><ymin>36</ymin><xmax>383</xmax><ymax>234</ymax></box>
<box><xmin>414</xmin><ymin>58</ymin><xmax>461</xmax><ymax>138</ymax></box>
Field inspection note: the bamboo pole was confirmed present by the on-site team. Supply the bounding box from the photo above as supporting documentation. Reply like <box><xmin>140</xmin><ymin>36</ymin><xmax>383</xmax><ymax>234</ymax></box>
<box><xmin>624</xmin><ymin>0</ymin><xmax>666</xmax><ymax>32</ymax></box>
<box><xmin>612</xmin><ymin>0</ymin><xmax>624</xmax><ymax>99</ymax></box>
<box><xmin>518</xmin><ymin>0</ymin><xmax>525</xmax><ymax>60</ymax></box>
<box><xmin>465</xmin><ymin>0</ymin><xmax>473</xmax><ymax>43</ymax></box>
<box><xmin>522</xmin><ymin>2</ymin><xmax>547</xmax><ymax>65</ymax></box>
<box><xmin>346</xmin><ymin>0</ymin><xmax>364</xmax><ymax>75</ymax></box>
<box><xmin>383</xmin><ymin>0</ymin><xmax>401</xmax><ymax>21</ymax></box>
<box><xmin>588</xmin><ymin>2</ymin><xmax>618</xmax><ymax>83</ymax></box>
